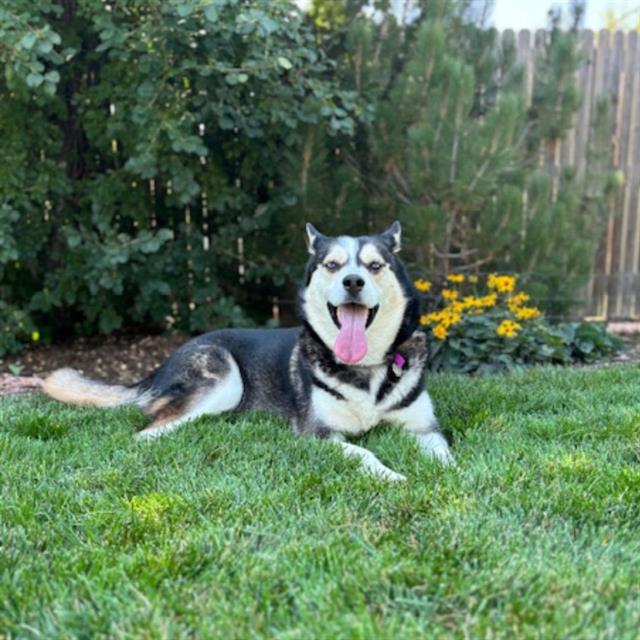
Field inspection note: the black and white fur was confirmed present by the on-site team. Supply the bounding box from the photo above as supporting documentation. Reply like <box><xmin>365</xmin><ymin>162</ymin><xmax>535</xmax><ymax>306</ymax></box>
<box><xmin>43</xmin><ymin>223</ymin><xmax>452</xmax><ymax>481</ymax></box>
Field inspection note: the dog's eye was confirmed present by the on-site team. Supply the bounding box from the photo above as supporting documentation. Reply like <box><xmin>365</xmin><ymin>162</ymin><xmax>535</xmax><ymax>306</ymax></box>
<box><xmin>324</xmin><ymin>261</ymin><xmax>340</xmax><ymax>272</ymax></box>
<box><xmin>367</xmin><ymin>261</ymin><xmax>384</xmax><ymax>273</ymax></box>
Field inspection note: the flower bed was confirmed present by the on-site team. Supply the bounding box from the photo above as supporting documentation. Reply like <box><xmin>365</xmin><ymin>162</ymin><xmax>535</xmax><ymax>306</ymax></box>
<box><xmin>415</xmin><ymin>274</ymin><xmax>622</xmax><ymax>375</ymax></box>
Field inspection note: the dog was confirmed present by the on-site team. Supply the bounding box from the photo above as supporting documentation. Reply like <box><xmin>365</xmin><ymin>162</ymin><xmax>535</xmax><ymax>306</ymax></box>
<box><xmin>43</xmin><ymin>222</ymin><xmax>452</xmax><ymax>481</ymax></box>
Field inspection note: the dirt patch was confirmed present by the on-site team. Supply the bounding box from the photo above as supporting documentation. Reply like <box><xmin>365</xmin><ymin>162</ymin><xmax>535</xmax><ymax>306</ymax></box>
<box><xmin>0</xmin><ymin>332</ymin><xmax>189</xmax><ymax>386</ymax></box>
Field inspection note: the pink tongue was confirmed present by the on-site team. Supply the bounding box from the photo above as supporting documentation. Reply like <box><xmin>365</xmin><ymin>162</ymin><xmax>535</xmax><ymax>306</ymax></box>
<box><xmin>334</xmin><ymin>305</ymin><xmax>368</xmax><ymax>364</ymax></box>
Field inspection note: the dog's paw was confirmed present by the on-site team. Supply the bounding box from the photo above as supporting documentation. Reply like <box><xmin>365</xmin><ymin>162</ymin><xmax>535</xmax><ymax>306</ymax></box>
<box><xmin>382</xmin><ymin>468</ymin><xmax>407</xmax><ymax>482</ymax></box>
<box><xmin>417</xmin><ymin>432</ymin><xmax>454</xmax><ymax>466</ymax></box>
<box><xmin>432</xmin><ymin>448</ymin><xmax>455</xmax><ymax>466</ymax></box>
<box><xmin>370</xmin><ymin>465</ymin><xmax>406</xmax><ymax>482</ymax></box>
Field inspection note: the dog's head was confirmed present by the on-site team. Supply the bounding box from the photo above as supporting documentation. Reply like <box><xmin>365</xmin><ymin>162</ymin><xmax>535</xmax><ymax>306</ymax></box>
<box><xmin>300</xmin><ymin>222</ymin><xmax>419</xmax><ymax>366</ymax></box>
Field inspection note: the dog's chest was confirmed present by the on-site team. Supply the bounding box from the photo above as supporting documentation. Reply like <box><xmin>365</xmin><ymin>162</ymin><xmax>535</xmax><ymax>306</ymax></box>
<box><xmin>310</xmin><ymin>365</ymin><xmax>419</xmax><ymax>435</ymax></box>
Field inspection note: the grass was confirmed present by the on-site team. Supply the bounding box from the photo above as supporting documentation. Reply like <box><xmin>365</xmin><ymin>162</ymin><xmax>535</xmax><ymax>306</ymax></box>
<box><xmin>1</xmin><ymin>364</ymin><xmax>640</xmax><ymax>639</ymax></box>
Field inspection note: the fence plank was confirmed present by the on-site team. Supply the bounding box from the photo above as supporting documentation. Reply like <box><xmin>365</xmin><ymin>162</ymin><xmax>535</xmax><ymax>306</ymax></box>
<box><xmin>623</xmin><ymin>32</ymin><xmax>640</xmax><ymax>317</ymax></box>
<box><xmin>610</xmin><ymin>31</ymin><xmax>628</xmax><ymax>316</ymax></box>
<box><xmin>590</xmin><ymin>31</ymin><xmax>613</xmax><ymax>318</ymax></box>
<box><xmin>575</xmin><ymin>30</ymin><xmax>595</xmax><ymax>180</ymax></box>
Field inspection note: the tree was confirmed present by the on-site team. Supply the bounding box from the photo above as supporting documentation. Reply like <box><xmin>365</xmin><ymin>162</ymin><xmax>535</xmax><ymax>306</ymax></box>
<box><xmin>293</xmin><ymin>0</ymin><xmax>617</xmax><ymax>314</ymax></box>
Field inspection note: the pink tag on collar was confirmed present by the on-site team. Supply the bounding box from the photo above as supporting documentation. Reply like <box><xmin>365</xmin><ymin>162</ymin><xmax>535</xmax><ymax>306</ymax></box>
<box><xmin>393</xmin><ymin>354</ymin><xmax>406</xmax><ymax>368</ymax></box>
<box><xmin>392</xmin><ymin>353</ymin><xmax>406</xmax><ymax>377</ymax></box>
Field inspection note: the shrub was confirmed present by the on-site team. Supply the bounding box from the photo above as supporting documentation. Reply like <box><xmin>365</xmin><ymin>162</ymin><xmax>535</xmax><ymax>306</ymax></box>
<box><xmin>0</xmin><ymin>302</ymin><xmax>37</xmax><ymax>356</ymax></box>
<box><xmin>0</xmin><ymin>0</ymin><xmax>359</xmax><ymax>355</ymax></box>
<box><xmin>417</xmin><ymin>274</ymin><xmax>622</xmax><ymax>374</ymax></box>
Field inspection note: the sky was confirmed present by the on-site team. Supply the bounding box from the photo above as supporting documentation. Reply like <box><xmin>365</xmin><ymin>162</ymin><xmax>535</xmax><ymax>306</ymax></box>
<box><xmin>492</xmin><ymin>0</ymin><xmax>639</xmax><ymax>30</ymax></box>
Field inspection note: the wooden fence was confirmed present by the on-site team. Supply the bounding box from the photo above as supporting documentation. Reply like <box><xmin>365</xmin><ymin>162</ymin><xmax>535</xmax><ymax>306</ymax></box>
<box><xmin>511</xmin><ymin>29</ymin><xmax>640</xmax><ymax>320</ymax></box>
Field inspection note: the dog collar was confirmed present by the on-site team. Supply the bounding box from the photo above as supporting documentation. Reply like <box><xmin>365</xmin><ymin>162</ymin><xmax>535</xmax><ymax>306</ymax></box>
<box><xmin>391</xmin><ymin>353</ymin><xmax>406</xmax><ymax>378</ymax></box>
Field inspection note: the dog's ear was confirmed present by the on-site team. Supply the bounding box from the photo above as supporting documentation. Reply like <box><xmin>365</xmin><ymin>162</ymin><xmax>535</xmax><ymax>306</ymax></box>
<box><xmin>305</xmin><ymin>223</ymin><xmax>328</xmax><ymax>255</ymax></box>
<box><xmin>381</xmin><ymin>221</ymin><xmax>402</xmax><ymax>253</ymax></box>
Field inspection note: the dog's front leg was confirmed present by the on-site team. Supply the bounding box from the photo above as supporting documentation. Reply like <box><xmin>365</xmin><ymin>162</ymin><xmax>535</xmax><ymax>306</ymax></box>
<box><xmin>329</xmin><ymin>433</ymin><xmax>406</xmax><ymax>482</ymax></box>
<box><xmin>386</xmin><ymin>390</ymin><xmax>454</xmax><ymax>465</ymax></box>
<box><xmin>412</xmin><ymin>431</ymin><xmax>453</xmax><ymax>464</ymax></box>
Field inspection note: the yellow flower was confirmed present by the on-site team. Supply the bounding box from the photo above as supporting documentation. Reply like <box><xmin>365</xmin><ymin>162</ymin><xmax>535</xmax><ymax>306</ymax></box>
<box><xmin>433</xmin><ymin>324</ymin><xmax>448</xmax><ymax>340</ymax></box>
<box><xmin>459</xmin><ymin>296</ymin><xmax>486</xmax><ymax>310</ymax></box>
<box><xmin>477</xmin><ymin>293</ymin><xmax>497</xmax><ymax>308</ymax></box>
<box><xmin>506</xmin><ymin>292</ymin><xmax>531</xmax><ymax>313</ymax></box>
<box><xmin>496</xmin><ymin>319</ymin><xmax>522</xmax><ymax>338</ymax></box>
<box><xmin>510</xmin><ymin>292</ymin><xmax>530</xmax><ymax>306</ymax></box>
<box><xmin>440</xmin><ymin>309</ymin><xmax>462</xmax><ymax>327</ymax></box>
<box><xmin>420</xmin><ymin>311</ymin><xmax>442</xmax><ymax>325</ymax></box>
<box><xmin>468</xmin><ymin>275</ymin><xmax>479</xmax><ymax>284</ymax></box>
<box><xmin>31</xmin><ymin>331</ymin><xmax>40</xmax><ymax>342</ymax></box>
<box><xmin>414</xmin><ymin>278</ymin><xmax>432</xmax><ymax>293</ymax></box>
<box><xmin>488</xmin><ymin>273</ymin><xmax>517</xmax><ymax>294</ymax></box>
<box><xmin>446</xmin><ymin>274</ymin><xmax>465</xmax><ymax>284</ymax></box>
<box><xmin>514</xmin><ymin>306</ymin><xmax>541</xmax><ymax>321</ymax></box>
<box><xmin>441</xmin><ymin>289</ymin><xmax>459</xmax><ymax>300</ymax></box>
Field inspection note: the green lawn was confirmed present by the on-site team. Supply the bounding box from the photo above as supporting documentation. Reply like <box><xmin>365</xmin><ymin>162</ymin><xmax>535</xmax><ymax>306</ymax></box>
<box><xmin>1</xmin><ymin>365</ymin><xmax>640</xmax><ymax>639</ymax></box>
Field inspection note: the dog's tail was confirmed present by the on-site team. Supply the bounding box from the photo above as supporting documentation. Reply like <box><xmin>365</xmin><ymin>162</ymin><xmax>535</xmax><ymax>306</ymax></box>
<box><xmin>42</xmin><ymin>368</ymin><xmax>143</xmax><ymax>408</ymax></box>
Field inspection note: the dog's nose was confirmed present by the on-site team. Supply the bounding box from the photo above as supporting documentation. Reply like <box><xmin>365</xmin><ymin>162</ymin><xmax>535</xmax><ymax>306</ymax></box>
<box><xmin>342</xmin><ymin>274</ymin><xmax>365</xmax><ymax>294</ymax></box>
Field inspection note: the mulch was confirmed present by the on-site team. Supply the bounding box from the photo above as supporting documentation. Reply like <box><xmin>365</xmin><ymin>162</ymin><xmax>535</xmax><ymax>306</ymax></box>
<box><xmin>0</xmin><ymin>332</ymin><xmax>188</xmax><ymax>395</ymax></box>
<box><xmin>1</xmin><ymin>329</ymin><xmax>639</xmax><ymax>396</ymax></box>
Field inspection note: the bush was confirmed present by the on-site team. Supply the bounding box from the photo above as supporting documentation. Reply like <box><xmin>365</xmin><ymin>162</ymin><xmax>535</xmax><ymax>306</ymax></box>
<box><xmin>416</xmin><ymin>274</ymin><xmax>622</xmax><ymax>374</ymax></box>
<box><xmin>0</xmin><ymin>302</ymin><xmax>37</xmax><ymax>356</ymax></box>
<box><xmin>0</xmin><ymin>0</ymin><xmax>359</xmax><ymax>355</ymax></box>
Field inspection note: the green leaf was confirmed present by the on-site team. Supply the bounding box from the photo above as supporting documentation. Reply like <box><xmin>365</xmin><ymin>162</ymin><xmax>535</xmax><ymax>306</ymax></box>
<box><xmin>156</xmin><ymin>229</ymin><xmax>174</xmax><ymax>241</ymax></box>
<box><xmin>37</xmin><ymin>40</ymin><xmax>53</xmax><ymax>54</ymax></box>
<box><xmin>137</xmin><ymin>80</ymin><xmax>155</xmax><ymax>99</ymax></box>
<box><xmin>257</xmin><ymin>16</ymin><xmax>279</xmax><ymax>35</ymax></box>
<box><xmin>576</xmin><ymin>339</ymin><xmax>594</xmax><ymax>354</ymax></box>
<box><xmin>45</xmin><ymin>71</ymin><xmax>60</xmax><ymax>84</ymax></box>
<box><xmin>98</xmin><ymin>308</ymin><xmax>122</xmax><ymax>334</ymax></box>
<box><xmin>20</xmin><ymin>33</ymin><xmax>37</xmax><ymax>50</ymax></box>
<box><xmin>26</xmin><ymin>73</ymin><xmax>44</xmax><ymax>88</ymax></box>
<box><xmin>204</xmin><ymin>5</ymin><xmax>219</xmax><ymax>22</ymax></box>
<box><xmin>277</xmin><ymin>56</ymin><xmax>293</xmax><ymax>70</ymax></box>
<box><xmin>66</xmin><ymin>232</ymin><xmax>82</xmax><ymax>248</ymax></box>
<box><xmin>153</xmin><ymin>281</ymin><xmax>171</xmax><ymax>295</ymax></box>
<box><xmin>176</xmin><ymin>4</ymin><xmax>193</xmax><ymax>17</ymax></box>
<box><xmin>29</xmin><ymin>61</ymin><xmax>45</xmax><ymax>74</ymax></box>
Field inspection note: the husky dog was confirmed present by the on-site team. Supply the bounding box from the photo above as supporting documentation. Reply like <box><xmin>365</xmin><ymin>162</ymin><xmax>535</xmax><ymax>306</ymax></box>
<box><xmin>43</xmin><ymin>222</ymin><xmax>452</xmax><ymax>481</ymax></box>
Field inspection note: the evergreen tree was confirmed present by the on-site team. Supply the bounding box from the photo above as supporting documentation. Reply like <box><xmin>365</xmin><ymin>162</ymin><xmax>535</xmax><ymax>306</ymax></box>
<box><xmin>293</xmin><ymin>0</ymin><xmax>617</xmax><ymax>315</ymax></box>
